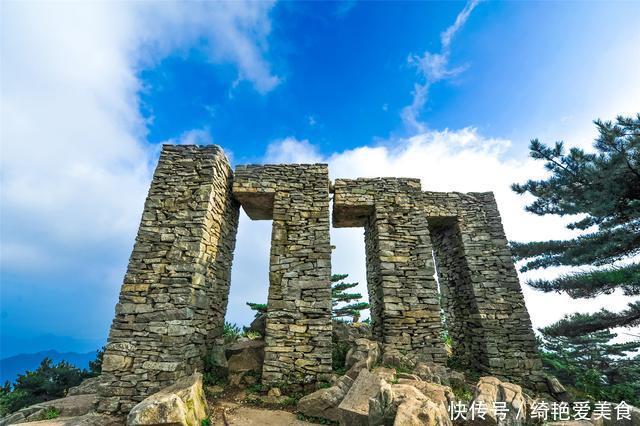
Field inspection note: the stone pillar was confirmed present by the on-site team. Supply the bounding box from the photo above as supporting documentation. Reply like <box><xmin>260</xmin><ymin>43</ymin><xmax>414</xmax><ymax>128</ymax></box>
<box><xmin>97</xmin><ymin>145</ymin><xmax>240</xmax><ymax>414</ymax></box>
<box><xmin>333</xmin><ymin>179</ymin><xmax>448</xmax><ymax>364</ymax></box>
<box><xmin>233</xmin><ymin>164</ymin><xmax>333</xmax><ymax>385</ymax></box>
<box><xmin>422</xmin><ymin>191</ymin><xmax>545</xmax><ymax>390</ymax></box>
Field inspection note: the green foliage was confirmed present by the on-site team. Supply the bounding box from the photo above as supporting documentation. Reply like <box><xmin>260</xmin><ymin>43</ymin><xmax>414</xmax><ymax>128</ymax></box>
<box><xmin>0</xmin><ymin>357</ymin><xmax>89</xmax><ymax>416</ymax></box>
<box><xmin>202</xmin><ymin>350</ymin><xmax>228</xmax><ymax>387</ymax></box>
<box><xmin>201</xmin><ymin>418</ymin><xmax>211</xmax><ymax>426</ymax></box>
<box><xmin>246</xmin><ymin>302</ymin><xmax>267</xmax><ymax>317</ymax></box>
<box><xmin>223</xmin><ymin>322</ymin><xmax>242</xmax><ymax>344</ymax></box>
<box><xmin>40</xmin><ymin>406</ymin><xmax>60</xmax><ymax>420</ymax></box>
<box><xmin>88</xmin><ymin>346</ymin><xmax>104</xmax><ymax>377</ymax></box>
<box><xmin>538</xmin><ymin>326</ymin><xmax>640</xmax><ymax>405</ymax></box>
<box><xmin>331</xmin><ymin>340</ymin><xmax>350</xmax><ymax>374</ymax></box>
<box><xmin>451</xmin><ymin>384</ymin><xmax>473</xmax><ymax>403</ymax></box>
<box><xmin>512</xmin><ymin>114</ymin><xmax>640</xmax><ymax>335</ymax></box>
<box><xmin>331</xmin><ymin>274</ymin><xmax>369</xmax><ymax>321</ymax></box>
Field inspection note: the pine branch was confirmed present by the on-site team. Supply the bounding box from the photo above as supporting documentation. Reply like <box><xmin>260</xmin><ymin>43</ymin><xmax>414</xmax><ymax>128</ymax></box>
<box><xmin>543</xmin><ymin>302</ymin><xmax>640</xmax><ymax>337</ymax></box>
<box><xmin>526</xmin><ymin>263</ymin><xmax>640</xmax><ymax>298</ymax></box>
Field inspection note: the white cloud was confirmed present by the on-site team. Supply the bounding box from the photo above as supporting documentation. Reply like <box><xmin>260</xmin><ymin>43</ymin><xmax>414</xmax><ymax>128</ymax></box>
<box><xmin>264</xmin><ymin>137</ymin><xmax>323</xmax><ymax>164</ymax></box>
<box><xmin>401</xmin><ymin>0</ymin><xmax>480</xmax><ymax>132</ymax></box>
<box><xmin>0</xmin><ymin>1</ymin><xmax>277</xmax><ymax>342</ymax></box>
<box><xmin>254</xmin><ymin>132</ymin><xmax>638</xmax><ymax>333</ymax></box>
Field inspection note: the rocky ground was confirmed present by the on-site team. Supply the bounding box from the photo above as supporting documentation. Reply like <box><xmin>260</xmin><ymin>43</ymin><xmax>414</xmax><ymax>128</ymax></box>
<box><xmin>2</xmin><ymin>321</ymin><xmax>639</xmax><ymax>425</ymax></box>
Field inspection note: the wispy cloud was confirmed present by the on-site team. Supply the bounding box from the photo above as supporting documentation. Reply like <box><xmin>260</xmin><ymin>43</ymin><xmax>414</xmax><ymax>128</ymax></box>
<box><xmin>401</xmin><ymin>0</ymin><xmax>481</xmax><ymax>132</ymax></box>
<box><xmin>0</xmin><ymin>1</ymin><xmax>278</xmax><ymax>344</ymax></box>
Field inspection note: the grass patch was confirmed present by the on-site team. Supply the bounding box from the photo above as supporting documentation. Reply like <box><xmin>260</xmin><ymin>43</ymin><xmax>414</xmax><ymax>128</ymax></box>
<box><xmin>40</xmin><ymin>407</ymin><xmax>60</xmax><ymax>420</ymax></box>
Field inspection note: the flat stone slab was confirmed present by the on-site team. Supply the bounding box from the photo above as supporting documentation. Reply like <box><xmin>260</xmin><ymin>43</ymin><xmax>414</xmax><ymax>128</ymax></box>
<box><xmin>337</xmin><ymin>368</ymin><xmax>382</xmax><ymax>426</ymax></box>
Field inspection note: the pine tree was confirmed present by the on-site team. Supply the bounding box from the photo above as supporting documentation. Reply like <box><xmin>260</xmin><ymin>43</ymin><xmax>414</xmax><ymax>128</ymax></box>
<box><xmin>331</xmin><ymin>273</ymin><xmax>369</xmax><ymax>321</ymax></box>
<box><xmin>538</xmin><ymin>326</ymin><xmax>640</xmax><ymax>405</ymax></box>
<box><xmin>247</xmin><ymin>274</ymin><xmax>370</xmax><ymax>322</ymax></box>
<box><xmin>511</xmin><ymin>114</ymin><xmax>640</xmax><ymax>334</ymax></box>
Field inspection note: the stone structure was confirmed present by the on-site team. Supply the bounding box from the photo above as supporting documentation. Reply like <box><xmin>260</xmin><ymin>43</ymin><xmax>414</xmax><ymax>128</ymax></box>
<box><xmin>98</xmin><ymin>145</ymin><xmax>544</xmax><ymax>414</ymax></box>
<box><xmin>333</xmin><ymin>178</ymin><xmax>544</xmax><ymax>389</ymax></box>
<box><xmin>98</xmin><ymin>145</ymin><xmax>240</xmax><ymax>414</ymax></box>
<box><xmin>233</xmin><ymin>164</ymin><xmax>333</xmax><ymax>384</ymax></box>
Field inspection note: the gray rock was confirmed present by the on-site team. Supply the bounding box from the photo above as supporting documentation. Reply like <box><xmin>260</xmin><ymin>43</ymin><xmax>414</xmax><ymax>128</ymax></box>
<box><xmin>68</xmin><ymin>377</ymin><xmax>102</xmax><ymax>396</ymax></box>
<box><xmin>127</xmin><ymin>373</ymin><xmax>207</xmax><ymax>426</ymax></box>
<box><xmin>393</xmin><ymin>397</ymin><xmax>451</xmax><ymax>426</ymax></box>
<box><xmin>337</xmin><ymin>369</ymin><xmax>382</xmax><ymax>426</ymax></box>
<box><xmin>345</xmin><ymin>339</ymin><xmax>380</xmax><ymax>371</ymax></box>
<box><xmin>468</xmin><ymin>376</ymin><xmax>528</xmax><ymax>425</ymax></box>
<box><xmin>297</xmin><ymin>376</ymin><xmax>354</xmax><ymax>421</ymax></box>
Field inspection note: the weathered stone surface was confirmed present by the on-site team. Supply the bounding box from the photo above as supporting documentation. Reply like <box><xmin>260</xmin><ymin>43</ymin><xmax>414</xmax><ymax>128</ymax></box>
<box><xmin>96</xmin><ymin>149</ymin><xmax>546</xmax><ymax>413</ymax></box>
<box><xmin>0</xmin><ymin>395</ymin><xmax>98</xmax><ymax>426</ymax></box>
<box><xmin>126</xmin><ymin>373</ymin><xmax>207</xmax><ymax>426</ymax></box>
<box><xmin>18</xmin><ymin>413</ymin><xmax>122</xmax><ymax>425</ymax></box>
<box><xmin>396</xmin><ymin>380</ymin><xmax>454</xmax><ymax>407</ymax></box>
<box><xmin>590</xmin><ymin>404</ymin><xmax>640</xmax><ymax>426</ymax></box>
<box><xmin>394</xmin><ymin>398</ymin><xmax>451</xmax><ymax>426</ymax></box>
<box><xmin>469</xmin><ymin>377</ymin><xmax>528</xmax><ymax>425</ymax></box>
<box><xmin>249</xmin><ymin>314</ymin><xmax>266</xmax><ymax>336</ymax></box>
<box><xmin>333</xmin><ymin>180</ymin><xmax>545</xmax><ymax>389</ymax></box>
<box><xmin>546</xmin><ymin>375</ymin><xmax>572</xmax><ymax>402</ymax></box>
<box><xmin>345</xmin><ymin>338</ymin><xmax>380</xmax><ymax>371</ymax></box>
<box><xmin>372</xmin><ymin>366</ymin><xmax>396</xmax><ymax>383</ymax></box>
<box><xmin>67</xmin><ymin>377</ymin><xmax>101</xmax><ymax>396</ymax></box>
<box><xmin>233</xmin><ymin>164</ymin><xmax>332</xmax><ymax>385</ymax></box>
<box><xmin>337</xmin><ymin>369</ymin><xmax>382</xmax><ymax>426</ymax></box>
<box><xmin>98</xmin><ymin>145</ymin><xmax>240</xmax><ymax>415</ymax></box>
<box><xmin>226</xmin><ymin>340</ymin><xmax>265</xmax><ymax>376</ymax></box>
<box><xmin>297</xmin><ymin>375</ymin><xmax>354</xmax><ymax>421</ymax></box>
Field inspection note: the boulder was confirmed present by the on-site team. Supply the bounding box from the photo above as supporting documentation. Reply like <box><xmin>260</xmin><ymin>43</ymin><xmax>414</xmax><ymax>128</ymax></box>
<box><xmin>249</xmin><ymin>314</ymin><xmax>266</xmax><ymax>336</ymax></box>
<box><xmin>0</xmin><ymin>395</ymin><xmax>97</xmax><ymax>426</ymax></box>
<box><xmin>225</xmin><ymin>340</ymin><xmax>265</xmax><ymax>374</ymax></box>
<box><xmin>332</xmin><ymin>321</ymin><xmax>372</xmax><ymax>344</ymax></box>
<box><xmin>413</xmin><ymin>362</ymin><xmax>451</xmax><ymax>386</ymax></box>
<box><xmin>127</xmin><ymin>373</ymin><xmax>208</xmax><ymax>426</ymax></box>
<box><xmin>345</xmin><ymin>338</ymin><xmax>380</xmax><ymax>371</ymax></box>
<box><xmin>546</xmin><ymin>376</ymin><xmax>571</xmax><ymax>402</ymax></box>
<box><xmin>19</xmin><ymin>413</ymin><xmax>122</xmax><ymax>425</ymax></box>
<box><xmin>394</xmin><ymin>398</ymin><xmax>451</xmax><ymax>426</ymax></box>
<box><xmin>396</xmin><ymin>380</ymin><xmax>454</xmax><ymax>407</ymax></box>
<box><xmin>468</xmin><ymin>377</ymin><xmax>528</xmax><ymax>425</ymax></box>
<box><xmin>337</xmin><ymin>369</ymin><xmax>383</xmax><ymax>426</ymax></box>
<box><xmin>297</xmin><ymin>376</ymin><xmax>354</xmax><ymax>422</ymax></box>
<box><xmin>591</xmin><ymin>403</ymin><xmax>640</xmax><ymax>426</ymax></box>
<box><xmin>373</xmin><ymin>366</ymin><xmax>396</xmax><ymax>383</ymax></box>
<box><xmin>67</xmin><ymin>377</ymin><xmax>102</xmax><ymax>396</ymax></box>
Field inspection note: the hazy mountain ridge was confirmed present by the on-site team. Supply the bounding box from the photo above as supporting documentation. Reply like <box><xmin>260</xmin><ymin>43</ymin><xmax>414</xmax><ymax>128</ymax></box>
<box><xmin>0</xmin><ymin>349</ymin><xmax>99</xmax><ymax>384</ymax></box>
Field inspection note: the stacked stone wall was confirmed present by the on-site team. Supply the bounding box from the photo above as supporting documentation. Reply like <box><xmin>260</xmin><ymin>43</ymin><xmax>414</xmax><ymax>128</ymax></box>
<box><xmin>97</xmin><ymin>145</ymin><xmax>239</xmax><ymax>414</ymax></box>
<box><xmin>333</xmin><ymin>178</ymin><xmax>448</xmax><ymax>364</ymax></box>
<box><xmin>98</xmin><ymin>151</ymin><xmax>546</xmax><ymax>414</ymax></box>
<box><xmin>233</xmin><ymin>164</ymin><xmax>333</xmax><ymax>385</ymax></box>
<box><xmin>421</xmin><ymin>191</ymin><xmax>545</xmax><ymax>390</ymax></box>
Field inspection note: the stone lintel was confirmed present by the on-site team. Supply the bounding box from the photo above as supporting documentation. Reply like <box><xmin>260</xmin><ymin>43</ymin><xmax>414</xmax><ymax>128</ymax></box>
<box><xmin>332</xmin><ymin>178</ymin><xmax>421</xmax><ymax>227</ymax></box>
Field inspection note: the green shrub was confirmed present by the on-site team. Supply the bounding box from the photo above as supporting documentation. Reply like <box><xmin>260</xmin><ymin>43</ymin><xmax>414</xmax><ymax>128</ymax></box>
<box><xmin>223</xmin><ymin>322</ymin><xmax>242</xmax><ymax>344</ymax></box>
<box><xmin>332</xmin><ymin>341</ymin><xmax>350</xmax><ymax>374</ymax></box>
<box><xmin>40</xmin><ymin>407</ymin><xmax>60</xmax><ymax>420</ymax></box>
<box><xmin>0</xmin><ymin>357</ymin><xmax>88</xmax><ymax>415</ymax></box>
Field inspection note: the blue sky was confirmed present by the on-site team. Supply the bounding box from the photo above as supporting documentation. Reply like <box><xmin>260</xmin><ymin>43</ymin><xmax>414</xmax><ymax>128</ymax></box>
<box><xmin>2</xmin><ymin>1</ymin><xmax>639</xmax><ymax>357</ymax></box>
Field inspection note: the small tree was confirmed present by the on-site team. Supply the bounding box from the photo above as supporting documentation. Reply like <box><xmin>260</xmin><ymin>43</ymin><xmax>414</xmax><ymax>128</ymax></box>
<box><xmin>0</xmin><ymin>358</ymin><xmax>86</xmax><ymax>415</ymax></box>
<box><xmin>246</xmin><ymin>302</ymin><xmax>267</xmax><ymax>317</ymax></box>
<box><xmin>331</xmin><ymin>274</ymin><xmax>369</xmax><ymax>322</ymax></box>
<box><xmin>247</xmin><ymin>273</ymin><xmax>370</xmax><ymax>322</ymax></box>
<box><xmin>511</xmin><ymin>114</ymin><xmax>640</xmax><ymax>335</ymax></box>
<box><xmin>538</xmin><ymin>326</ymin><xmax>640</xmax><ymax>405</ymax></box>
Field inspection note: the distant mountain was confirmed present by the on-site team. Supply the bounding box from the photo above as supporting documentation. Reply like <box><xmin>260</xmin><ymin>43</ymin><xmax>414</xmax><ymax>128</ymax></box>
<box><xmin>1</xmin><ymin>333</ymin><xmax>105</xmax><ymax>359</ymax></box>
<box><xmin>0</xmin><ymin>350</ymin><xmax>98</xmax><ymax>384</ymax></box>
